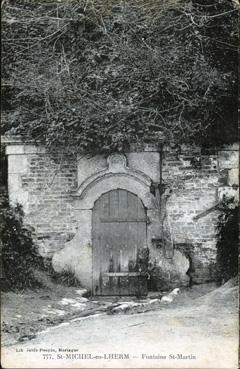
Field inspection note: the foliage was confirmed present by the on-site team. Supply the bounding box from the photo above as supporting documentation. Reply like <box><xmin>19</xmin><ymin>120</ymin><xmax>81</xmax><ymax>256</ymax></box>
<box><xmin>51</xmin><ymin>270</ymin><xmax>82</xmax><ymax>287</ymax></box>
<box><xmin>1</xmin><ymin>0</ymin><xmax>238</xmax><ymax>154</ymax></box>
<box><xmin>43</xmin><ymin>258</ymin><xmax>81</xmax><ymax>287</ymax></box>
<box><xmin>0</xmin><ymin>197</ymin><xmax>44</xmax><ymax>289</ymax></box>
<box><xmin>216</xmin><ymin>199</ymin><xmax>239</xmax><ymax>283</ymax></box>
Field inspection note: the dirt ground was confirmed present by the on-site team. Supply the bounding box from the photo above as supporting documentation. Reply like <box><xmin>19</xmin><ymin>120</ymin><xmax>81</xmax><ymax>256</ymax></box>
<box><xmin>1</xmin><ymin>282</ymin><xmax>103</xmax><ymax>346</ymax></box>
<box><xmin>1</xmin><ymin>277</ymin><xmax>219</xmax><ymax>345</ymax></box>
<box><xmin>1</xmin><ymin>278</ymin><xmax>239</xmax><ymax>369</ymax></box>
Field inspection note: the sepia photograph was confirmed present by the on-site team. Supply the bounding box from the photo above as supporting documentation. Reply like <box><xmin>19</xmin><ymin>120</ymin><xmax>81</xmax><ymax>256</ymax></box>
<box><xmin>1</xmin><ymin>0</ymin><xmax>239</xmax><ymax>368</ymax></box>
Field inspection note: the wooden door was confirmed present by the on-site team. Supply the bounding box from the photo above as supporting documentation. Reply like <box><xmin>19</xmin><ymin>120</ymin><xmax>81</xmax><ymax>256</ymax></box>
<box><xmin>92</xmin><ymin>189</ymin><xmax>148</xmax><ymax>296</ymax></box>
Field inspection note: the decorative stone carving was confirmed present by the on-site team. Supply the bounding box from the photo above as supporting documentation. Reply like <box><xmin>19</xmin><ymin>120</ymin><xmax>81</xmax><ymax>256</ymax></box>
<box><xmin>74</xmin><ymin>153</ymin><xmax>155</xmax><ymax>209</ymax></box>
<box><xmin>74</xmin><ymin>174</ymin><xmax>157</xmax><ymax>210</ymax></box>
<box><xmin>107</xmin><ymin>153</ymin><xmax>127</xmax><ymax>172</ymax></box>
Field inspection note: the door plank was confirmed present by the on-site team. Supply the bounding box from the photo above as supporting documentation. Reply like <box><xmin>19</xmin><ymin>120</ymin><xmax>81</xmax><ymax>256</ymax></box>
<box><xmin>109</xmin><ymin>189</ymin><xmax>119</xmax><ymax>218</ymax></box>
<box><xmin>92</xmin><ymin>189</ymin><xmax>147</xmax><ymax>296</ymax></box>
<box><xmin>118</xmin><ymin>189</ymin><xmax>128</xmax><ymax>220</ymax></box>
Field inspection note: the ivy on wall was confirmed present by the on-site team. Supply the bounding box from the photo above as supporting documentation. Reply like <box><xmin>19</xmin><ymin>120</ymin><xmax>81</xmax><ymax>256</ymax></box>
<box><xmin>216</xmin><ymin>200</ymin><xmax>238</xmax><ymax>282</ymax></box>
<box><xmin>1</xmin><ymin>0</ymin><xmax>238</xmax><ymax>154</ymax></box>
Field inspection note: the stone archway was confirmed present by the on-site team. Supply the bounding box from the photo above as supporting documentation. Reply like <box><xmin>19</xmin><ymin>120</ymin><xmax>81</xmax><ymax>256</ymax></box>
<box><xmin>52</xmin><ymin>153</ymin><xmax>157</xmax><ymax>291</ymax></box>
<box><xmin>73</xmin><ymin>153</ymin><xmax>156</xmax><ymax>210</ymax></box>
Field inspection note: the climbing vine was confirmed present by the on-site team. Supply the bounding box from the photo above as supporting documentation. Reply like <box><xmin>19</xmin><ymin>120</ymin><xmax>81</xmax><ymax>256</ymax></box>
<box><xmin>216</xmin><ymin>199</ymin><xmax>239</xmax><ymax>283</ymax></box>
<box><xmin>1</xmin><ymin>0</ymin><xmax>238</xmax><ymax>154</ymax></box>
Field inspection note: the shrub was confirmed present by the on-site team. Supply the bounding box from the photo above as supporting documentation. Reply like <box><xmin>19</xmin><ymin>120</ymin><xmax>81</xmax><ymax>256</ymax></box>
<box><xmin>43</xmin><ymin>259</ymin><xmax>81</xmax><ymax>287</ymax></box>
<box><xmin>216</xmin><ymin>200</ymin><xmax>238</xmax><ymax>283</ymax></box>
<box><xmin>0</xmin><ymin>197</ymin><xmax>43</xmax><ymax>290</ymax></box>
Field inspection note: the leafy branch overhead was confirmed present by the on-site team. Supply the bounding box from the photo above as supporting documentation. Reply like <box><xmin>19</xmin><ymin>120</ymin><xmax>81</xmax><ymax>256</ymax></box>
<box><xmin>1</xmin><ymin>0</ymin><xmax>238</xmax><ymax>154</ymax></box>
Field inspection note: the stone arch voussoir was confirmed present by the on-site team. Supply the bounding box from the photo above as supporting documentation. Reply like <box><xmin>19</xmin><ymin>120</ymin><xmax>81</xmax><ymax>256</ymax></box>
<box><xmin>73</xmin><ymin>173</ymin><xmax>156</xmax><ymax>210</ymax></box>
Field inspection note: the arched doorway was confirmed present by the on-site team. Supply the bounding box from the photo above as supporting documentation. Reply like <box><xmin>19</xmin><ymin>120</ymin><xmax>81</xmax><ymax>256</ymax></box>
<box><xmin>92</xmin><ymin>189</ymin><xmax>147</xmax><ymax>296</ymax></box>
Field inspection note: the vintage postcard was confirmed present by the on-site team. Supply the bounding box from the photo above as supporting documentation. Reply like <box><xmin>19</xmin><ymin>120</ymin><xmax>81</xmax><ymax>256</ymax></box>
<box><xmin>1</xmin><ymin>0</ymin><xmax>239</xmax><ymax>368</ymax></box>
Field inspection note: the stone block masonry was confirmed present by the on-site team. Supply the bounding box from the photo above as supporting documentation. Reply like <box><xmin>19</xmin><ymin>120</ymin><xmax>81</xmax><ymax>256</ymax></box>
<box><xmin>3</xmin><ymin>137</ymin><xmax>239</xmax><ymax>288</ymax></box>
<box><xmin>6</xmin><ymin>143</ymin><xmax>78</xmax><ymax>257</ymax></box>
<box><xmin>162</xmin><ymin>144</ymin><xmax>239</xmax><ymax>283</ymax></box>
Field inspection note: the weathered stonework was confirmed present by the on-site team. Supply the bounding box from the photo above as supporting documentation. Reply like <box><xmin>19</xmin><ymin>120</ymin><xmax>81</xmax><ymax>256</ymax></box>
<box><xmin>5</xmin><ymin>141</ymin><xmax>78</xmax><ymax>256</ymax></box>
<box><xmin>2</xmin><ymin>136</ymin><xmax>239</xmax><ymax>292</ymax></box>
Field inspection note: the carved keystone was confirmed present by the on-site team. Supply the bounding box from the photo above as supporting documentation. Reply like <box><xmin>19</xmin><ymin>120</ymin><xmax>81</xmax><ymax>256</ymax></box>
<box><xmin>107</xmin><ymin>153</ymin><xmax>127</xmax><ymax>173</ymax></box>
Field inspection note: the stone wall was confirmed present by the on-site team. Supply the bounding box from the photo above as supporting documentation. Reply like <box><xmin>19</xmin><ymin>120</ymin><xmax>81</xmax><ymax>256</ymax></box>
<box><xmin>6</xmin><ymin>143</ymin><xmax>78</xmax><ymax>257</ymax></box>
<box><xmin>162</xmin><ymin>144</ymin><xmax>239</xmax><ymax>283</ymax></box>
<box><xmin>3</xmin><ymin>138</ymin><xmax>239</xmax><ymax>289</ymax></box>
